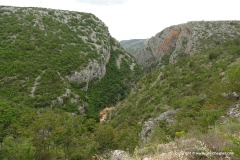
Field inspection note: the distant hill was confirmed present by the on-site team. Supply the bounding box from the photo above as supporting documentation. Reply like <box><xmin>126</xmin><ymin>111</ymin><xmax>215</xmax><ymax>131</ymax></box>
<box><xmin>134</xmin><ymin>21</ymin><xmax>240</xmax><ymax>68</ymax></box>
<box><xmin>120</xmin><ymin>39</ymin><xmax>147</xmax><ymax>55</ymax></box>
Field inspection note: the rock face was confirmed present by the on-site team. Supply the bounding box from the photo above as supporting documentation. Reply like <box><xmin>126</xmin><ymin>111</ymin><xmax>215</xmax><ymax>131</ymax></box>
<box><xmin>135</xmin><ymin>21</ymin><xmax>240</xmax><ymax>68</ymax></box>
<box><xmin>67</xmin><ymin>60</ymin><xmax>107</xmax><ymax>89</ymax></box>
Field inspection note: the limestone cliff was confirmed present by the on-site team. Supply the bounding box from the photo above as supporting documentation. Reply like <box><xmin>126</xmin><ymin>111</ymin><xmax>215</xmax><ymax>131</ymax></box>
<box><xmin>135</xmin><ymin>21</ymin><xmax>240</xmax><ymax>68</ymax></box>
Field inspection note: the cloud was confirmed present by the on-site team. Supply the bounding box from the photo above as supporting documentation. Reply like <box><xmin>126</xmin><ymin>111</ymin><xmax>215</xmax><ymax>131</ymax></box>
<box><xmin>74</xmin><ymin>0</ymin><xmax>128</xmax><ymax>5</ymax></box>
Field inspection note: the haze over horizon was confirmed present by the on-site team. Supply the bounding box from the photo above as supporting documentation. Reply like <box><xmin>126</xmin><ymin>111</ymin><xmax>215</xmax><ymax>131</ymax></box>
<box><xmin>1</xmin><ymin>0</ymin><xmax>239</xmax><ymax>41</ymax></box>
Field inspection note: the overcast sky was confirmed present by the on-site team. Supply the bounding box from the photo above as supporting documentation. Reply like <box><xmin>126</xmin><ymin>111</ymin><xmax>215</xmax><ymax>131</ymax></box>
<box><xmin>1</xmin><ymin>0</ymin><xmax>239</xmax><ymax>41</ymax></box>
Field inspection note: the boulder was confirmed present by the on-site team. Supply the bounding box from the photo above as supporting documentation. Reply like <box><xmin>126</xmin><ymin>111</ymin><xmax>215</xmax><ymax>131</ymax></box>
<box><xmin>110</xmin><ymin>150</ymin><xmax>130</xmax><ymax>160</ymax></box>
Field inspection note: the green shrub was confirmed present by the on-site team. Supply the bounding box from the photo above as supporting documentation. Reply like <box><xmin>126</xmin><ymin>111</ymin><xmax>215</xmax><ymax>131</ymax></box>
<box><xmin>208</xmin><ymin>51</ymin><xmax>219</xmax><ymax>60</ymax></box>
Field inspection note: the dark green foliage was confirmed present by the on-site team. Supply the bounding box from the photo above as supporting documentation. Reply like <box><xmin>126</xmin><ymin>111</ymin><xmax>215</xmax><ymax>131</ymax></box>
<box><xmin>86</xmin><ymin>49</ymin><xmax>141</xmax><ymax>119</ymax></box>
<box><xmin>161</xmin><ymin>53</ymin><xmax>171</xmax><ymax>65</ymax></box>
<box><xmin>208</xmin><ymin>51</ymin><xmax>219</xmax><ymax>60</ymax></box>
<box><xmin>0</xmin><ymin>102</ymin><xmax>20</xmax><ymax>142</ymax></box>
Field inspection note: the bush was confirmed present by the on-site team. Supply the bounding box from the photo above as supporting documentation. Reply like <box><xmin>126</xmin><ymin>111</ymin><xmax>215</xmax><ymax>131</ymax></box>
<box><xmin>208</xmin><ymin>51</ymin><xmax>219</xmax><ymax>60</ymax></box>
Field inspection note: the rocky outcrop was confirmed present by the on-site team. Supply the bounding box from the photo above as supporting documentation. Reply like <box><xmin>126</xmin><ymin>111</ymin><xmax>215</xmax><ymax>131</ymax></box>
<box><xmin>135</xmin><ymin>21</ymin><xmax>240</xmax><ymax>68</ymax></box>
<box><xmin>226</xmin><ymin>102</ymin><xmax>240</xmax><ymax>118</ymax></box>
<box><xmin>67</xmin><ymin>60</ymin><xmax>107</xmax><ymax>89</ymax></box>
<box><xmin>140</xmin><ymin>109</ymin><xmax>178</xmax><ymax>143</ymax></box>
<box><xmin>222</xmin><ymin>92</ymin><xmax>239</xmax><ymax>99</ymax></box>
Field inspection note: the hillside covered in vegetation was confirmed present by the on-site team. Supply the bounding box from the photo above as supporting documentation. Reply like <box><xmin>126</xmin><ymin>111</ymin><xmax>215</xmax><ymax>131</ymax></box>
<box><xmin>0</xmin><ymin>6</ymin><xmax>240</xmax><ymax>160</ymax></box>
<box><xmin>0</xmin><ymin>6</ymin><xmax>141</xmax><ymax>118</ymax></box>
<box><xmin>0</xmin><ymin>6</ymin><xmax>141</xmax><ymax>159</ymax></box>
<box><xmin>107</xmin><ymin>38</ymin><xmax>240</xmax><ymax>159</ymax></box>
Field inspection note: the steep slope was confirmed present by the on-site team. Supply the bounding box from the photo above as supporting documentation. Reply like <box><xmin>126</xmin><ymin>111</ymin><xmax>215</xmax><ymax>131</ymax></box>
<box><xmin>0</xmin><ymin>6</ymin><xmax>140</xmax><ymax>116</ymax></box>
<box><xmin>105</xmin><ymin>38</ymin><xmax>240</xmax><ymax>159</ymax></box>
<box><xmin>135</xmin><ymin>21</ymin><xmax>240</xmax><ymax>68</ymax></box>
<box><xmin>120</xmin><ymin>39</ymin><xmax>147</xmax><ymax>55</ymax></box>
